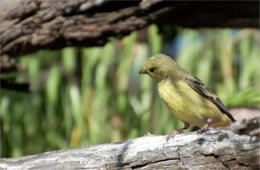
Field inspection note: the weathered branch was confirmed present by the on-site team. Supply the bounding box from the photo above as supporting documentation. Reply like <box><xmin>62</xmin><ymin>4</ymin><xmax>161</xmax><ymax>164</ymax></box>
<box><xmin>0</xmin><ymin>117</ymin><xmax>259</xmax><ymax>170</ymax></box>
<box><xmin>0</xmin><ymin>0</ymin><xmax>259</xmax><ymax>72</ymax></box>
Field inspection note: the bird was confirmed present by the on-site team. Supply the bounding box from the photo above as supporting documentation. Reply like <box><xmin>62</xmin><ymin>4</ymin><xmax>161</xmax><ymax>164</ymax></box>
<box><xmin>139</xmin><ymin>54</ymin><xmax>235</xmax><ymax>141</ymax></box>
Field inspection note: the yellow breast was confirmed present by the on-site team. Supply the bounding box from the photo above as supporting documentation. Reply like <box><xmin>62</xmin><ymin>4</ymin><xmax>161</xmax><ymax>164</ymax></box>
<box><xmin>158</xmin><ymin>78</ymin><xmax>231</xmax><ymax>128</ymax></box>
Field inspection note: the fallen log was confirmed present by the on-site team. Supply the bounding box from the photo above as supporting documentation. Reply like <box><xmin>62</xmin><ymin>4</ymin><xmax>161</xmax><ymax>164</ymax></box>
<box><xmin>0</xmin><ymin>117</ymin><xmax>259</xmax><ymax>170</ymax></box>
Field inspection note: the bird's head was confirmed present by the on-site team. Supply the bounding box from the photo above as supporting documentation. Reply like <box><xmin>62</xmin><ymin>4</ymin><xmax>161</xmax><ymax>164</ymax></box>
<box><xmin>139</xmin><ymin>54</ymin><xmax>179</xmax><ymax>82</ymax></box>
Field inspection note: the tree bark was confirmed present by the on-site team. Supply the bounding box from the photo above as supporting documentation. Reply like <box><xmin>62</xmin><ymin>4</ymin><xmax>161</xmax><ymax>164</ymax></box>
<box><xmin>0</xmin><ymin>0</ymin><xmax>259</xmax><ymax>72</ymax></box>
<box><xmin>0</xmin><ymin>117</ymin><xmax>259</xmax><ymax>170</ymax></box>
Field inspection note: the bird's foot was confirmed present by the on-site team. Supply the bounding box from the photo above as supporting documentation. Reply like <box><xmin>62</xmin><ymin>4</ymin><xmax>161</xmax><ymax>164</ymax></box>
<box><xmin>197</xmin><ymin>118</ymin><xmax>212</xmax><ymax>134</ymax></box>
<box><xmin>197</xmin><ymin>125</ymin><xmax>208</xmax><ymax>134</ymax></box>
<box><xmin>166</xmin><ymin>129</ymin><xmax>184</xmax><ymax>141</ymax></box>
<box><xmin>166</xmin><ymin>122</ymin><xmax>190</xmax><ymax>141</ymax></box>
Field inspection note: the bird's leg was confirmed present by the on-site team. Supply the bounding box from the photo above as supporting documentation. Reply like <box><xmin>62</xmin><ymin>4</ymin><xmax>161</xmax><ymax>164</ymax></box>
<box><xmin>166</xmin><ymin>122</ymin><xmax>190</xmax><ymax>141</ymax></box>
<box><xmin>197</xmin><ymin>118</ymin><xmax>212</xmax><ymax>134</ymax></box>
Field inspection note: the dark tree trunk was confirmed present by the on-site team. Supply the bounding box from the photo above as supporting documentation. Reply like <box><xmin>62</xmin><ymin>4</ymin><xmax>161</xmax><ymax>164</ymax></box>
<box><xmin>0</xmin><ymin>0</ymin><xmax>259</xmax><ymax>72</ymax></box>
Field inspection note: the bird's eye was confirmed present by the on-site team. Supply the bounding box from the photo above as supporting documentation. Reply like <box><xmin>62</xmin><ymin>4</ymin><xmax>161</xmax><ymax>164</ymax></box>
<box><xmin>149</xmin><ymin>67</ymin><xmax>156</xmax><ymax>73</ymax></box>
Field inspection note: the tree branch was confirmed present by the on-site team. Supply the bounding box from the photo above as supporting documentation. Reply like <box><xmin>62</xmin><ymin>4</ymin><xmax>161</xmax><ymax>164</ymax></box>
<box><xmin>0</xmin><ymin>0</ymin><xmax>259</xmax><ymax>72</ymax></box>
<box><xmin>0</xmin><ymin>117</ymin><xmax>259</xmax><ymax>169</ymax></box>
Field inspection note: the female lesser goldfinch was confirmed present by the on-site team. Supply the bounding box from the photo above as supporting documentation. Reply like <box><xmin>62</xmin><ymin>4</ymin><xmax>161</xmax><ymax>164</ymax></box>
<box><xmin>139</xmin><ymin>54</ymin><xmax>235</xmax><ymax>140</ymax></box>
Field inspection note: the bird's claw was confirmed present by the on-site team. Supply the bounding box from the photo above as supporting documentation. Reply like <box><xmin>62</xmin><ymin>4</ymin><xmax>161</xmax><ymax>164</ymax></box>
<box><xmin>166</xmin><ymin>129</ymin><xmax>184</xmax><ymax>141</ymax></box>
<box><xmin>197</xmin><ymin>119</ymin><xmax>213</xmax><ymax>134</ymax></box>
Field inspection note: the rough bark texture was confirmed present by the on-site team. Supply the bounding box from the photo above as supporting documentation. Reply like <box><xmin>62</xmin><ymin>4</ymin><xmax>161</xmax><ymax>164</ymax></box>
<box><xmin>0</xmin><ymin>0</ymin><xmax>259</xmax><ymax>72</ymax></box>
<box><xmin>0</xmin><ymin>117</ymin><xmax>259</xmax><ymax>170</ymax></box>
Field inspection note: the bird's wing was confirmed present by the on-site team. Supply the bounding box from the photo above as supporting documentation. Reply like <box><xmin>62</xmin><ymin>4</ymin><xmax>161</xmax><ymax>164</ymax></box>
<box><xmin>185</xmin><ymin>77</ymin><xmax>235</xmax><ymax>122</ymax></box>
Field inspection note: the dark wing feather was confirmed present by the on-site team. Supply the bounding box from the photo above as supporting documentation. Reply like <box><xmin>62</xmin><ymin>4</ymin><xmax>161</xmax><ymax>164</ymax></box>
<box><xmin>185</xmin><ymin>77</ymin><xmax>235</xmax><ymax>122</ymax></box>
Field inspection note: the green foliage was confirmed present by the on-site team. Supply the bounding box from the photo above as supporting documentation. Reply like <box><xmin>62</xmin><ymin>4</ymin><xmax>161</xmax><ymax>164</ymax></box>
<box><xmin>1</xmin><ymin>26</ymin><xmax>259</xmax><ymax>157</ymax></box>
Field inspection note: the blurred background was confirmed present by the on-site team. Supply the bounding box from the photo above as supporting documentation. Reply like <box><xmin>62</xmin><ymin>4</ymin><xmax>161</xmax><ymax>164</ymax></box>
<box><xmin>1</xmin><ymin>25</ymin><xmax>260</xmax><ymax>157</ymax></box>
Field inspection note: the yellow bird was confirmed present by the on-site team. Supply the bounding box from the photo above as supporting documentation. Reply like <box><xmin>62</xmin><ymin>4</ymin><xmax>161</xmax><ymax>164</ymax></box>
<box><xmin>139</xmin><ymin>54</ymin><xmax>235</xmax><ymax>140</ymax></box>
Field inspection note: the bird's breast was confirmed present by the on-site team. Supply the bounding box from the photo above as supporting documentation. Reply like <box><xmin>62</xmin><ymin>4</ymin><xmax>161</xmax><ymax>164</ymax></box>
<box><xmin>157</xmin><ymin>78</ymin><xmax>231</xmax><ymax>128</ymax></box>
<box><xmin>158</xmin><ymin>79</ymin><xmax>191</xmax><ymax>115</ymax></box>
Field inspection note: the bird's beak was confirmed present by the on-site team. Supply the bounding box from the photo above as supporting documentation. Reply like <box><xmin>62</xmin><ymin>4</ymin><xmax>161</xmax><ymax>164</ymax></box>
<box><xmin>139</xmin><ymin>68</ymin><xmax>148</xmax><ymax>74</ymax></box>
